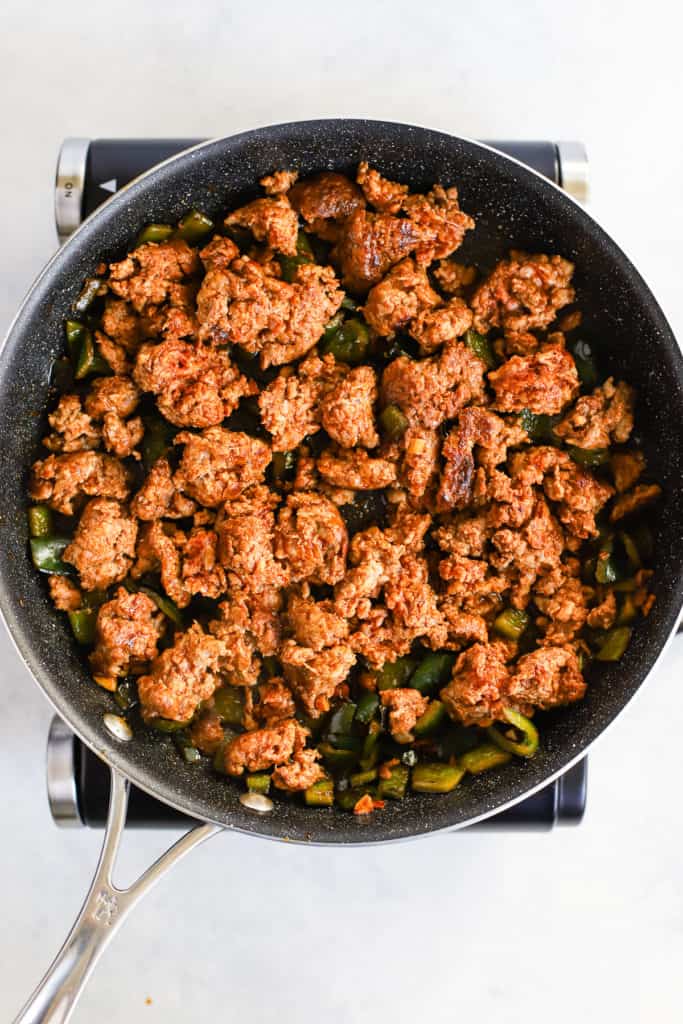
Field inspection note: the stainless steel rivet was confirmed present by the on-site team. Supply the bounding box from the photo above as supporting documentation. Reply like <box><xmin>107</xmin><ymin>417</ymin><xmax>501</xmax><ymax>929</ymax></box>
<box><xmin>103</xmin><ymin>713</ymin><xmax>133</xmax><ymax>742</ymax></box>
<box><xmin>239</xmin><ymin>792</ymin><xmax>274</xmax><ymax>813</ymax></box>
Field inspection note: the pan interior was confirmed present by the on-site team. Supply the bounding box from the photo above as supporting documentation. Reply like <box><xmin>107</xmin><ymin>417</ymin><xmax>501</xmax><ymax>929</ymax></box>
<box><xmin>1</xmin><ymin>120</ymin><xmax>682</xmax><ymax>844</ymax></box>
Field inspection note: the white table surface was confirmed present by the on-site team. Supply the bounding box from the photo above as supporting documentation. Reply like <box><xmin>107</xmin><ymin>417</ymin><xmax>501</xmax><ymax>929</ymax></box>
<box><xmin>2</xmin><ymin>1</ymin><xmax>682</xmax><ymax>1020</ymax></box>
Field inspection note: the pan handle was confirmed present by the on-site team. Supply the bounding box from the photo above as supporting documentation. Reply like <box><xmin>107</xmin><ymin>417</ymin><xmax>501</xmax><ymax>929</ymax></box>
<box><xmin>12</xmin><ymin>766</ymin><xmax>221</xmax><ymax>1024</ymax></box>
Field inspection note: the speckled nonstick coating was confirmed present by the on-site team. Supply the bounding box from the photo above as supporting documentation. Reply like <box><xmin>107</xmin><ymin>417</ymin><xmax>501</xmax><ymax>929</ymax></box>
<box><xmin>1</xmin><ymin>120</ymin><xmax>682</xmax><ymax>845</ymax></box>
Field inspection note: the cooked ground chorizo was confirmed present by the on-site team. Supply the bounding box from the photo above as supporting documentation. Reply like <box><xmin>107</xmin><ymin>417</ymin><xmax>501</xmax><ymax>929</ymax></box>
<box><xmin>380</xmin><ymin>688</ymin><xmax>429</xmax><ymax>740</ymax></box>
<box><xmin>31</xmin><ymin>162</ymin><xmax>659</xmax><ymax>813</ymax></box>
<box><xmin>29</xmin><ymin>451</ymin><xmax>130</xmax><ymax>515</ymax></box>
<box><xmin>63</xmin><ymin>499</ymin><xmax>137</xmax><ymax>591</ymax></box>
<box><xmin>174</xmin><ymin>427</ymin><xmax>272</xmax><ymax>507</ymax></box>
<box><xmin>222</xmin><ymin>718</ymin><xmax>308</xmax><ymax>776</ymax></box>
<box><xmin>224</xmin><ymin>195</ymin><xmax>299</xmax><ymax>255</ymax></box>
<box><xmin>134</xmin><ymin>337</ymin><xmax>256</xmax><ymax>428</ymax></box>
<box><xmin>488</xmin><ymin>342</ymin><xmax>579</xmax><ymax>415</ymax></box>
<box><xmin>138</xmin><ymin>622</ymin><xmax>226</xmax><ymax>722</ymax></box>
<box><xmin>470</xmin><ymin>252</ymin><xmax>575</xmax><ymax>334</ymax></box>
<box><xmin>275</xmin><ymin>492</ymin><xmax>348</xmax><ymax>585</ymax></box>
<box><xmin>555</xmin><ymin>378</ymin><xmax>635</xmax><ymax>449</ymax></box>
<box><xmin>90</xmin><ymin>588</ymin><xmax>165</xmax><ymax>678</ymax></box>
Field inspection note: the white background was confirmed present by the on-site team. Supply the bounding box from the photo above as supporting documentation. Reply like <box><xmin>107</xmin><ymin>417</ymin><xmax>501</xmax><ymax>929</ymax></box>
<box><xmin>1</xmin><ymin>1</ymin><xmax>682</xmax><ymax>1021</ymax></box>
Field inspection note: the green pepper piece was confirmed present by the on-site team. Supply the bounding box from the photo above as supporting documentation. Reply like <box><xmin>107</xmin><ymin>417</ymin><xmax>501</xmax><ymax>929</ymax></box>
<box><xmin>595</xmin><ymin>551</ymin><xmax>625</xmax><ymax>585</ymax></box>
<box><xmin>246</xmin><ymin>772</ymin><xmax>271</xmax><ymax>795</ymax></box>
<box><xmin>358</xmin><ymin>720</ymin><xmax>382</xmax><ymax>770</ymax></box>
<box><xmin>136</xmin><ymin>223</ymin><xmax>174</xmax><ymax>246</ymax></box>
<box><xmin>339</xmin><ymin>490</ymin><xmax>387</xmax><ymax>537</ymax></box>
<box><xmin>173</xmin><ymin>732</ymin><xmax>202</xmax><ymax>765</ymax></box>
<box><xmin>519</xmin><ymin>408</ymin><xmax>559</xmax><ymax>443</ymax></box>
<box><xmin>296</xmin><ymin>232</ymin><xmax>315</xmax><ymax>258</ymax></box>
<box><xmin>305</xmin><ymin>778</ymin><xmax>334</xmax><ymax>806</ymax></box>
<box><xmin>487</xmin><ymin>707</ymin><xmax>539</xmax><ymax>758</ymax></box>
<box><xmin>213</xmin><ymin>687</ymin><xmax>244</xmax><ymax>728</ymax></box>
<box><xmin>413</xmin><ymin>700</ymin><xmax>447</xmax><ymax>737</ymax></box>
<box><xmin>335</xmin><ymin>786</ymin><xmax>376</xmax><ymax>812</ymax></box>
<box><xmin>28</xmin><ymin>505</ymin><xmax>54</xmax><ymax>539</ymax></box>
<box><xmin>379</xmin><ymin>403</ymin><xmax>409</xmax><ymax>441</ymax></box>
<box><xmin>328</xmin><ymin>701</ymin><xmax>357</xmax><ymax>738</ymax></box>
<box><xmin>568</xmin><ymin>446</ymin><xmax>610</xmax><ymax>469</ymax></box>
<box><xmin>278</xmin><ymin>234</ymin><xmax>315</xmax><ymax>282</ymax></box>
<box><xmin>74</xmin><ymin>329</ymin><xmax>110</xmax><ymax>380</ymax></box>
<box><xmin>595</xmin><ymin>626</ymin><xmax>632</xmax><ymax>662</ymax></box>
<box><xmin>73</xmin><ymin>276</ymin><xmax>104</xmax><ymax>315</ymax></box>
<box><xmin>409</xmin><ymin>652</ymin><xmax>456</xmax><ymax>695</ymax></box>
<box><xmin>319</xmin><ymin>318</ymin><xmax>370</xmax><ymax>364</ymax></box>
<box><xmin>30</xmin><ymin>537</ymin><xmax>71</xmax><ymax>574</ymax></box>
<box><xmin>355</xmin><ymin>691</ymin><xmax>380</xmax><ymax>725</ymax></box>
<box><xmin>350</xmin><ymin>768</ymin><xmax>379</xmax><ymax>788</ymax></box>
<box><xmin>51</xmin><ymin>357</ymin><xmax>75</xmax><ymax>392</ymax></box>
<box><xmin>141</xmin><ymin>413</ymin><xmax>174</xmax><ymax>471</ymax></box>
<box><xmin>376</xmin><ymin>764</ymin><xmax>409</xmax><ymax>800</ymax></box>
<box><xmin>492</xmin><ymin>607</ymin><xmax>529</xmax><ymax>642</ymax></box>
<box><xmin>569</xmin><ymin>339</ymin><xmax>599</xmax><ymax>389</ymax></box>
<box><xmin>261</xmin><ymin>655</ymin><xmax>280</xmax><ymax>677</ymax></box>
<box><xmin>136</xmin><ymin>585</ymin><xmax>184</xmax><ymax>628</ymax></box>
<box><xmin>631</xmin><ymin>523</ymin><xmax>654</xmax><ymax>561</ymax></box>
<box><xmin>611</xmin><ymin>577</ymin><xmax>638</xmax><ymax>593</ymax></box>
<box><xmin>114</xmin><ymin>679</ymin><xmax>139</xmax><ymax>712</ymax></box>
<box><xmin>459</xmin><ymin>743</ymin><xmax>512</xmax><ymax>774</ymax></box>
<box><xmin>68</xmin><ymin>608</ymin><xmax>97</xmax><ymax>646</ymax></box>
<box><xmin>376</xmin><ymin>656</ymin><xmax>418</xmax><ymax>691</ymax></box>
<box><xmin>65</xmin><ymin>320</ymin><xmax>86</xmax><ymax>359</ymax></box>
<box><xmin>318</xmin><ymin>742</ymin><xmax>358</xmax><ymax>771</ymax></box>
<box><xmin>341</xmin><ymin>296</ymin><xmax>357</xmax><ymax>311</ymax></box>
<box><xmin>617</xmin><ymin>593</ymin><xmax>638</xmax><ymax>626</ymax></box>
<box><xmin>271</xmin><ymin>450</ymin><xmax>297</xmax><ymax>483</ymax></box>
<box><xmin>176</xmin><ymin>209</ymin><xmax>214</xmax><ymax>244</ymax></box>
<box><xmin>411</xmin><ymin>762</ymin><xmax>465</xmax><ymax>793</ymax></box>
<box><xmin>619</xmin><ymin>531</ymin><xmax>642</xmax><ymax>569</ymax></box>
<box><xmin>150</xmin><ymin>717</ymin><xmax>191</xmax><ymax>734</ymax></box>
<box><xmin>463</xmin><ymin>328</ymin><xmax>496</xmax><ymax>369</ymax></box>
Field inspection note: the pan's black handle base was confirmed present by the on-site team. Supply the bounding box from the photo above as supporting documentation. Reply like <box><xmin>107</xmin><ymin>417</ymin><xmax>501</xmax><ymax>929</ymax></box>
<box><xmin>55</xmin><ymin>136</ymin><xmax>588</xmax><ymax>242</ymax></box>
<box><xmin>47</xmin><ymin>718</ymin><xmax>586</xmax><ymax>831</ymax></box>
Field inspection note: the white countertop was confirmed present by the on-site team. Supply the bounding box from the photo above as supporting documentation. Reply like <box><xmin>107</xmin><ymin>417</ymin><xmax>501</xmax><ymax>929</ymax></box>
<box><xmin>2</xmin><ymin>1</ymin><xmax>682</xmax><ymax>1020</ymax></box>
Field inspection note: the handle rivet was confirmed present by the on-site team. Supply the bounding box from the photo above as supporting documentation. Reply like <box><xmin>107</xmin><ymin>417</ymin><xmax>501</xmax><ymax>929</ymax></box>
<box><xmin>103</xmin><ymin>713</ymin><xmax>133</xmax><ymax>742</ymax></box>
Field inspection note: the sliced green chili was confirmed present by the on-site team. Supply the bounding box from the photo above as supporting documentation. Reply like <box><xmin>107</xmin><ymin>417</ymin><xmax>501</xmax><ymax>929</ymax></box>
<box><xmin>459</xmin><ymin>743</ymin><xmax>512</xmax><ymax>774</ymax></box>
<box><xmin>568</xmin><ymin>446</ymin><xmax>610</xmax><ymax>468</ymax></box>
<box><xmin>493</xmin><ymin>607</ymin><xmax>529</xmax><ymax>641</ymax></box>
<box><xmin>379</xmin><ymin>404</ymin><xmax>409</xmax><ymax>441</ymax></box>
<box><xmin>413</xmin><ymin>700</ymin><xmax>447</xmax><ymax>737</ymax></box>
<box><xmin>141</xmin><ymin>413</ymin><xmax>174</xmax><ymax>471</ymax></box>
<box><xmin>150</xmin><ymin>717</ymin><xmax>191</xmax><ymax>733</ymax></box>
<box><xmin>319</xmin><ymin>318</ymin><xmax>370</xmax><ymax>364</ymax></box>
<box><xmin>318</xmin><ymin>742</ymin><xmax>358</xmax><ymax>771</ymax></box>
<box><xmin>375</xmin><ymin>656</ymin><xmax>418</xmax><ymax>691</ymax></box>
<box><xmin>74</xmin><ymin>329</ymin><xmax>110</xmax><ymax>380</ymax></box>
<box><xmin>28</xmin><ymin>506</ymin><xmax>54</xmax><ymax>539</ymax></box>
<box><xmin>327</xmin><ymin>701</ymin><xmax>357</xmax><ymax>737</ymax></box>
<box><xmin>68</xmin><ymin>608</ymin><xmax>97</xmax><ymax>646</ymax></box>
<box><xmin>137</xmin><ymin>585</ymin><xmax>184</xmax><ymax>628</ymax></box>
<box><xmin>409</xmin><ymin>652</ymin><xmax>456</xmax><ymax>695</ymax></box>
<box><xmin>173</xmin><ymin>733</ymin><xmax>201</xmax><ymax>765</ymax></box>
<box><xmin>487</xmin><ymin>707</ymin><xmax>539</xmax><ymax>758</ymax></box>
<box><xmin>617</xmin><ymin>593</ymin><xmax>638</xmax><ymax>625</ymax></box>
<box><xmin>271</xmin><ymin>450</ymin><xmax>297</xmax><ymax>483</ymax></box>
<box><xmin>30</xmin><ymin>537</ymin><xmax>71</xmax><ymax>574</ymax></box>
<box><xmin>463</xmin><ymin>328</ymin><xmax>496</xmax><ymax>369</ymax></box>
<box><xmin>569</xmin><ymin>339</ymin><xmax>599</xmax><ymax>389</ymax></box>
<box><xmin>595</xmin><ymin>626</ymin><xmax>632</xmax><ymax>662</ymax></box>
<box><xmin>631</xmin><ymin>523</ymin><xmax>654</xmax><ymax>561</ymax></box>
<box><xmin>411</xmin><ymin>762</ymin><xmax>465</xmax><ymax>793</ymax></box>
<box><xmin>335</xmin><ymin>786</ymin><xmax>375</xmax><ymax>812</ymax></box>
<box><xmin>246</xmin><ymin>772</ymin><xmax>271</xmax><ymax>795</ymax></box>
<box><xmin>73</xmin><ymin>276</ymin><xmax>104</xmax><ymax>315</ymax></box>
<box><xmin>519</xmin><ymin>409</ymin><xmax>560</xmax><ymax>444</ymax></box>
<box><xmin>114</xmin><ymin>678</ymin><xmax>139</xmax><ymax>712</ymax></box>
<box><xmin>358</xmin><ymin>720</ymin><xmax>382</xmax><ymax>770</ymax></box>
<box><xmin>355</xmin><ymin>691</ymin><xmax>380</xmax><ymax>725</ymax></box>
<box><xmin>65</xmin><ymin>320</ymin><xmax>86</xmax><ymax>359</ymax></box>
<box><xmin>377</xmin><ymin>764</ymin><xmax>409</xmax><ymax>800</ymax></box>
<box><xmin>176</xmin><ymin>210</ymin><xmax>214</xmax><ymax>244</ymax></box>
<box><xmin>305</xmin><ymin>778</ymin><xmax>334</xmax><ymax>806</ymax></box>
<box><xmin>350</xmin><ymin>768</ymin><xmax>379</xmax><ymax>788</ymax></box>
<box><xmin>620</xmin><ymin>531</ymin><xmax>642</xmax><ymax>569</ymax></box>
<box><xmin>213</xmin><ymin>687</ymin><xmax>244</xmax><ymax>728</ymax></box>
<box><xmin>595</xmin><ymin>536</ymin><xmax>627</xmax><ymax>585</ymax></box>
<box><xmin>136</xmin><ymin>223</ymin><xmax>174</xmax><ymax>247</ymax></box>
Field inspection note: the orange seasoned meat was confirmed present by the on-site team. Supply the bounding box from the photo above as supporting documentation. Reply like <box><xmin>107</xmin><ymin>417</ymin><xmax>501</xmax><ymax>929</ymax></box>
<box><xmin>441</xmin><ymin>642</ymin><xmax>512</xmax><ymax>726</ymax></box>
<box><xmin>380</xmin><ymin>689</ymin><xmax>429</xmax><ymax>740</ymax></box>
<box><xmin>90</xmin><ymin>588</ymin><xmax>165</xmax><ymax>679</ymax></box>
<box><xmin>48</xmin><ymin>576</ymin><xmax>82</xmax><ymax>612</ymax></box>
<box><xmin>138</xmin><ymin>622</ymin><xmax>226</xmax><ymax>723</ymax></box>
<box><xmin>470</xmin><ymin>252</ymin><xmax>575</xmax><ymax>334</ymax></box>
<box><xmin>132</xmin><ymin>521</ymin><xmax>226</xmax><ymax>608</ymax></box>
<box><xmin>131</xmin><ymin>458</ymin><xmax>196</xmax><ymax>520</ymax></box>
<box><xmin>63</xmin><ymin>498</ymin><xmax>137</xmax><ymax>591</ymax></box>
<box><xmin>223</xmin><ymin>718</ymin><xmax>309</xmax><ymax>776</ymax></box>
<box><xmin>280</xmin><ymin>639</ymin><xmax>357</xmax><ymax>717</ymax></box>
<box><xmin>288</xmin><ymin>171</ymin><xmax>365</xmax><ymax>241</ymax></box>
<box><xmin>508</xmin><ymin>646</ymin><xmax>586</xmax><ymax>710</ymax></box>
<box><xmin>254</xmin><ymin>679</ymin><xmax>297</xmax><ymax>724</ymax></box>
<box><xmin>108</xmin><ymin>239</ymin><xmax>199</xmax><ymax>313</ymax></box>
<box><xmin>317</xmin><ymin>447</ymin><xmax>398</xmax><ymax>490</ymax></box>
<box><xmin>275</xmin><ymin>492</ymin><xmax>348</xmax><ymax>585</ymax></box>
<box><xmin>488</xmin><ymin>342</ymin><xmax>579</xmax><ymax>415</ymax></box>
<box><xmin>258</xmin><ymin>352</ymin><xmax>345</xmax><ymax>452</ymax></box>
<box><xmin>174</xmin><ymin>428</ymin><xmax>272</xmax><ymax>507</ymax></box>
<box><xmin>610</xmin><ymin>483</ymin><xmax>662</xmax><ymax>522</ymax></box>
<box><xmin>43</xmin><ymin>395</ymin><xmax>101</xmax><ymax>453</ymax></box>
<box><xmin>381</xmin><ymin>339</ymin><xmax>486</xmax><ymax>429</ymax></box>
<box><xmin>224</xmin><ymin>195</ymin><xmax>299</xmax><ymax>255</ymax></box>
<box><xmin>321</xmin><ymin>366</ymin><xmax>380</xmax><ymax>449</ymax></box>
<box><xmin>335</xmin><ymin>208</ymin><xmax>424</xmax><ymax>293</ymax></box>
<box><xmin>272</xmin><ymin>748</ymin><xmax>324</xmax><ymax>792</ymax></box>
<box><xmin>287</xmin><ymin>590</ymin><xmax>349</xmax><ymax>651</ymax></box>
<box><xmin>555</xmin><ymin>378</ymin><xmax>635</xmax><ymax>449</ymax></box>
<box><xmin>363</xmin><ymin>258</ymin><xmax>441</xmax><ymax>338</ymax></box>
<box><xmin>356</xmin><ymin>162</ymin><xmax>409</xmax><ymax>213</ymax></box>
<box><xmin>29</xmin><ymin>452</ymin><xmax>130</xmax><ymax>515</ymax></box>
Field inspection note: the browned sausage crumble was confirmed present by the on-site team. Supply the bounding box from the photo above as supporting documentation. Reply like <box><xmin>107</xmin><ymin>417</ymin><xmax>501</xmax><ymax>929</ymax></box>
<box><xmin>27</xmin><ymin>164</ymin><xmax>661</xmax><ymax>812</ymax></box>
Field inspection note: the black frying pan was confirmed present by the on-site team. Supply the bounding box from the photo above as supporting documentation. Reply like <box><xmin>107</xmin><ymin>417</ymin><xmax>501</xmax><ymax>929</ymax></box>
<box><xmin>6</xmin><ymin>118</ymin><xmax>683</xmax><ymax>1023</ymax></box>
<box><xmin>2</xmin><ymin>120</ymin><xmax>682</xmax><ymax>845</ymax></box>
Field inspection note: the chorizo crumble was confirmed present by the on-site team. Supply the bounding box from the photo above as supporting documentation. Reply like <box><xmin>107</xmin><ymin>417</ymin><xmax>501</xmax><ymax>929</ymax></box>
<box><xmin>28</xmin><ymin>164</ymin><xmax>661</xmax><ymax>812</ymax></box>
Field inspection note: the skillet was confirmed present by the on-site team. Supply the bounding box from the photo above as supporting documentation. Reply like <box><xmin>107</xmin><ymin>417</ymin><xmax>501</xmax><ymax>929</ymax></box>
<box><xmin>3</xmin><ymin>120</ymin><xmax>683</xmax><ymax>1022</ymax></box>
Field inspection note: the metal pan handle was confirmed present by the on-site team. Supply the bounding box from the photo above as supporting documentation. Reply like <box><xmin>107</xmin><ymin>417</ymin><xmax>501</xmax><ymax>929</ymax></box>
<box><xmin>12</xmin><ymin>767</ymin><xmax>220</xmax><ymax>1024</ymax></box>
